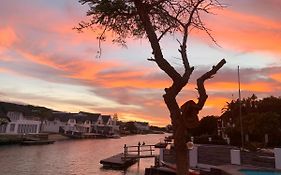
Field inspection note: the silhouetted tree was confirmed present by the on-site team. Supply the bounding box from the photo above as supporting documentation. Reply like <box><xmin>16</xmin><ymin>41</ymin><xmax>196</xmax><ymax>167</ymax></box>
<box><xmin>221</xmin><ymin>95</ymin><xmax>281</xmax><ymax>147</ymax></box>
<box><xmin>196</xmin><ymin>115</ymin><xmax>218</xmax><ymax>136</ymax></box>
<box><xmin>243</xmin><ymin>112</ymin><xmax>280</xmax><ymax>142</ymax></box>
<box><xmin>124</xmin><ymin>121</ymin><xmax>138</xmax><ymax>134</ymax></box>
<box><xmin>77</xmin><ymin>1</ymin><xmax>226</xmax><ymax>174</ymax></box>
<box><xmin>0</xmin><ymin>105</ymin><xmax>11</xmax><ymax>125</ymax></box>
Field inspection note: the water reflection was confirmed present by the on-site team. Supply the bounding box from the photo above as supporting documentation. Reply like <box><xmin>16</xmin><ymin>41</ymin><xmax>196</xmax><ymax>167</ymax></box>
<box><xmin>0</xmin><ymin>134</ymin><xmax>166</xmax><ymax>175</ymax></box>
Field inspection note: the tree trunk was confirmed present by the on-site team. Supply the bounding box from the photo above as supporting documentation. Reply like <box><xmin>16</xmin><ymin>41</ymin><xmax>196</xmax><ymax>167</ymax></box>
<box><xmin>174</xmin><ymin>124</ymin><xmax>189</xmax><ymax>175</ymax></box>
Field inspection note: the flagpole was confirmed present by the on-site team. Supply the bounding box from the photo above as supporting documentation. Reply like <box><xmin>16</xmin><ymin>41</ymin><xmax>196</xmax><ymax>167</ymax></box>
<box><xmin>238</xmin><ymin>66</ymin><xmax>244</xmax><ymax>149</ymax></box>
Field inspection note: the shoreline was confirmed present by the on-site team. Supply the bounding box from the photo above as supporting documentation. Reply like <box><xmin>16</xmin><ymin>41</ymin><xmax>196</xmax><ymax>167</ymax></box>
<box><xmin>0</xmin><ymin>133</ymin><xmax>167</xmax><ymax>145</ymax></box>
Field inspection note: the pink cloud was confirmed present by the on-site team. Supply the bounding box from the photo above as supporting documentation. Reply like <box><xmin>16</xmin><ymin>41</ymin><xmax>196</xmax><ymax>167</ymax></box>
<box><xmin>192</xmin><ymin>8</ymin><xmax>281</xmax><ymax>55</ymax></box>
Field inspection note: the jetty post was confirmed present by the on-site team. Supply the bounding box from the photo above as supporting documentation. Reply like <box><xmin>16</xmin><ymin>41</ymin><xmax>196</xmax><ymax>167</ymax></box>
<box><xmin>137</xmin><ymin>142</ymin><xmax>141</xmax><ymax>157</ymax></box>
<box><xmin>124</xmin><ymin>144</ymin><xmax>128</xmax><ymax>159</ymax></box>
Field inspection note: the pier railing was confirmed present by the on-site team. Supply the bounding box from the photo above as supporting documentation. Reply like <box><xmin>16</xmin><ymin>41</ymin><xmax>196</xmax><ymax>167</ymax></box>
<box><xmin>123</xmin><ymin>142</ymin><xmax>156</xmax><ymax>159</ymax></box>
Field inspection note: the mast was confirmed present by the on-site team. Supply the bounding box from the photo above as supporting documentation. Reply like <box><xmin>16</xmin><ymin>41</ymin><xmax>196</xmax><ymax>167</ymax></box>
<box><xmin>238</xmin><ymin>66</ymin><xmax>244</xmax><ymax>149</ymax></box>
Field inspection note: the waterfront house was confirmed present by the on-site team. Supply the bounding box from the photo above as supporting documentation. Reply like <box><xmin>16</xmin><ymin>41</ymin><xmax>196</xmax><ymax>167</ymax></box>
<box><xmin>41</xmin><ymin>112</ymin><xmax>67</xmax><ymax>133</ymax></box>
<box><xmin>95</xmin><ymin>115</ymin><xmax>119</xmax><ymax>135</ymax></box>
<box><xmin>41</xmin><ymin>112</ymin><xmax>95</xmax><ymax>134</ymax></box>
<box><xmin>0</xmin><ymin>111</ymin><xmax>41</xmax><ymax>134</ymax></box>
<box><xmin>41</xmin><ymin>111</ymin><xmax>119</xmax><ymax>136</ymax></box>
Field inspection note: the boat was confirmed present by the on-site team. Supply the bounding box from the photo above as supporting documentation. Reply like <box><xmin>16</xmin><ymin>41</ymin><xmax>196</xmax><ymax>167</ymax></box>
<box><xmin>21</xmin><ymin>140</ymin><xmax>55</xmax><ymax>146</ymax></box>
<box><xmin>62</xmin><ymin>130</ymin><xmax>85</xmax><ymax>139</ymax></box>
<box><xmin>106</xmin><ymin>134</ymin><xmax>121</xmax><ymax>139</ymax></box>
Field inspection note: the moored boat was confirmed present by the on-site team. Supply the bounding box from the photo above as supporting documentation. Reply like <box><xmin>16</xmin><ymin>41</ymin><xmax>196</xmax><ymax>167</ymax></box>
<box><xmin>21</xmin><ymin>140</ymin><xmax>55</xmax><ymax>146</ymax></box>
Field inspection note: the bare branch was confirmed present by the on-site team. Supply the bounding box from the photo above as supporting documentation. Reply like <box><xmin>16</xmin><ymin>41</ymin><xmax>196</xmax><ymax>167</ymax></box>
<box><xmin>194</xmin><ymin>10</ymin><xmax>221</xmax><ymax>47</ymax></box>
<box><xmin>96</xmin><ymin>26</ymin><xmax>107</xmax><ymax>58</ymax></box>
<box><xmin>147</xmin><ymin>58</ymin><xmax>156</xmax><ymax>62</ymax></box>
<box><xmin>196</xmin><ymin>59</ymin><xmax>226</xmax><ymax>109</ymax></box>
<box><xmin>179</xmin><ymin>0</ymin><xmax>204</xmax><ymax>74</ymax></box>
<box><xmin>186</xmin><ymin>0</ymin><xmax>204</xmax><ymax>30</ymax></box>
<box><xmin>157</xmin><ymin>26</ymin><xmax>172</xmax><ymax>41</ymax></box>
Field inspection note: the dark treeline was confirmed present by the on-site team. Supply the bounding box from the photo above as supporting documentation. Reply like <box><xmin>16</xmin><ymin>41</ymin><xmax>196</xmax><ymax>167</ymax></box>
<box><xmin>0</xmin><ymin>102</ymin><xmax>53</xmax><ymax>120</ymax></box>
<box><xmin>183</xmin><ymin>94</ymin><xmax>281</xmax><ymax>148</ymax></box>
<box><xmin>221</xmin><ymin>94</ymin><xmax>281</xmax><ymax>148</ymax></box>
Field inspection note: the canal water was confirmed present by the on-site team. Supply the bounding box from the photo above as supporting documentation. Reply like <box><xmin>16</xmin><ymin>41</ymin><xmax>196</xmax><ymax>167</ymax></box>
<box><xmin>0</xmin><ymin>134</ymin><xmax>167</xmax><ymax>175</ymax></box>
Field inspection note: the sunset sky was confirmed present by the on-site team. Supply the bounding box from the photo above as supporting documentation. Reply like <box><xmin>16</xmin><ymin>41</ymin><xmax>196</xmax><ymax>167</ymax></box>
<box><xmin>1</xmin><ymin>0</ymin><xmax>281</xmax><ymax>126</ymax></box>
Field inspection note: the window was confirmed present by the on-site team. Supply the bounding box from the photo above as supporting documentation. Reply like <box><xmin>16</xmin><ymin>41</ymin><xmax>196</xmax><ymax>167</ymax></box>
<box><xmin>17</xmin><ymin>125</ymin><xmax>20</xmax><ymax>133</ymax></box>
<box><xmin>0</xmin><ymin>124</ymin><xmax>7</xmax><ymax>133</ymax></box>
<box><xmin>34</xmin><ymin>125</ymin><xmax>37</xmax><ymax>133</ymax></box>
<box><xmin>10</xmin><ymin>124</ymin><xmax>15</xmax><ymax>132</ymax></box>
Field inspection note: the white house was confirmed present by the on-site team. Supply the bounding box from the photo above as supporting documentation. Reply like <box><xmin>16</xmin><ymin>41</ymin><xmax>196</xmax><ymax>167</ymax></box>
<box><xmin>41</xmin><ymin>118</ymin><xmax>66</xmax><ymax>133</ymax></box>
<box><xmin>0</xmin><ymin>111</ymin><xmax>41</xmax><ymax>134</ymax></box>
<box><xmin>40</xmin><ymin>111</ymin><xmax>120</xmax><ymax>136</ymax></box>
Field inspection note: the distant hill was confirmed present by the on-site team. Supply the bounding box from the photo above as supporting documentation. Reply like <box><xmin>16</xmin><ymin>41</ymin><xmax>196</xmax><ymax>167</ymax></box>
<box><xmin>0</xmin><ymin>101</ymin><xmax>54</xmax><ymax>120</ymax></box>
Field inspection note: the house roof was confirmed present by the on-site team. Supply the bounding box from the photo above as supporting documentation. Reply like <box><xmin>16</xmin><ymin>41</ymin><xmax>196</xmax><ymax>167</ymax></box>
<box><xmin>101</xmin><ymin>115</ymin><xmax>111</xmax><ymax>124</ymax></box>
<box><xmin>79</xmin><ymin>111</ymin><xmax>101</xmax><ymax>122</ymax></box>
<box><xmin>53</xmin><ymin>111</ymin><xmax>101</xmax><ymax>123</ymax></box>
<box><xmin>52</xmin><ymin>112</ymin><xmax>73</xmax><ymax>122</ymax></box>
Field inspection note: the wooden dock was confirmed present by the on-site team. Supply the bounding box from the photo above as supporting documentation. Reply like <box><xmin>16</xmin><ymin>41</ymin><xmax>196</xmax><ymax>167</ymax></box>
<box><xmin>100</xmin><ymin>143</ymin><xmax>159</xmax><ymax>169</ymax></box>
<box><xmin>100</xmin><ymin>153</ymin><xmax>137</xmax><ymax>169</ymax></box>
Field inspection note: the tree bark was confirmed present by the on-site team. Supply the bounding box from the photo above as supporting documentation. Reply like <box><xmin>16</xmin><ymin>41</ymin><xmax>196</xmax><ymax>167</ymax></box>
<box><xmin>174</xmin><ymin>124</ymin><xmax>189</xmax><ymax>175</ymax></box>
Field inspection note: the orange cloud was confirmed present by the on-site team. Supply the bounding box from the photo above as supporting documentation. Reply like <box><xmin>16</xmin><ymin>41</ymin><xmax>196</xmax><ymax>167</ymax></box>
<box><xmin>197</xmin><ymin>9</ymin><xmax>281</xmax><ymax>55</ymax></box>
<box><xmin>0</xmin><ymin>67</ymin><xmax>9</xmax><ymax>73</ymax></box>
<box><xmin>0</xmin><ymin>27</ymin><xmax>18</xmax><ymax>47</ymax></box>
<box><xmin>99</xmin><ymin>78</ymin><xmax>169</xmax><ymax>89</ymax></box>
<box><xmin>15</xmin><ymin>48</ymin><xmax>120</xmax><ymax>82</ymax></box>
<box><xmin>19</xmin><ymin>51</ymin><xmax>63</xmax><ymax>70</ymax></box>
<box><xmin>119</xmin><ymin>111</ymin><xmax>170</xmax><ymax>127</ymax></box>
<box><xmin>270</xmin><ymin>73</ymin><xmax>281</xmax><ymax>82</ymax></box>
<box><xmin>66</xmin><ymin>60</ymin><xmax>120</xmax><ymax>80</ymax></box>
<box><xmin>205</xmin><ymin>97</ymin><xmax>229</xmax><ymax>108</ymax></box>
<box><xmin>205</xmin><ymin>82</ymin><xmax>272</xmax><ymax>92</ymax></box>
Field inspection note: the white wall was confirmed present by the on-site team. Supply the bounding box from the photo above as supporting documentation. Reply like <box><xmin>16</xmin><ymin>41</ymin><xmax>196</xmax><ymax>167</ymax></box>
<box><xmin>4</xmin><ymin>111</ymin><xmax>41</xmax><ymax>134</ymax></box>
<box><xmin>41</xmin><ymin>120</ymin><xmax>66</xmax><ymax>133</ymax></box>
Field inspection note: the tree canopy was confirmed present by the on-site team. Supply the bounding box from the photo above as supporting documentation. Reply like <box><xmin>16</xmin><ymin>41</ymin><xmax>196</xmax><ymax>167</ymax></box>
<box><xmin>77</xmin><ymin>0</ymin><xmax>223</xmax><ymax>45</ymax></box>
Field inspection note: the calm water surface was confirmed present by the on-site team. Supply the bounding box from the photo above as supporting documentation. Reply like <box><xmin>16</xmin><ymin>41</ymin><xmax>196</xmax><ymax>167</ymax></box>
<box><xmin>0</xmin><ymin>134</ymin><xmax>167</xmax><ymax>175</ymax></box>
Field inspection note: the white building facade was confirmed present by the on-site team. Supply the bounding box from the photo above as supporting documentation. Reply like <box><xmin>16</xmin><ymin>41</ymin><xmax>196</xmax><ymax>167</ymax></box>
<box><xmin>41</xmin><ymin>112</ymin><xmax>119</xmax><ymax>135</ymax></box>
<box><xmin>41</xmin><ymin>118</ymin><xmax>66</xmax><ymax>133</ymax></box>
<box><xmin>0</xmin><ymin>111</ymin><xmax>41</xmax><ymax>134</ymax></box>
